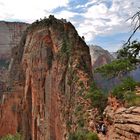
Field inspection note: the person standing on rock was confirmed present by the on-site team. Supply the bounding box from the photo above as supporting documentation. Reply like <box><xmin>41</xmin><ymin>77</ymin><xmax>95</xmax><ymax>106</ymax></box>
<box><xmin>101</xmin><ymin>123</ymin><xmax>106</xmax><ymax>135</ymax></box>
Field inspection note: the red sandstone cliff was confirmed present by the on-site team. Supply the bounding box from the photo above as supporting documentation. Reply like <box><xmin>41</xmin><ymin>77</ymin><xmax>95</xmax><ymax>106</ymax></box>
<box><xmin>0</xmin><ymin>16</ymin><xmax>93</xmax><ymax>140</ymax></box>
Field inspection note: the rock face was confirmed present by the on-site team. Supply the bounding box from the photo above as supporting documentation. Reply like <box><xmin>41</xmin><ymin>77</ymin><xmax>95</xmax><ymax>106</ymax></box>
<box><xmin>0</xmin><ymin>21</ymin><xmax>28</xmax><ymax>55</ymax></box>
<box><xmin>0</xmin><ymin>21</ymin><xmax>28</xmax><ymax>88</ymax></box>
<box><xmin>89</xmin><ymin>45</ymin><xmax>116</xmax><ymax>91</ymax></box>
<box><xmin>104</xmin><ymin>98</ymin><xmax>140</xmax><ymax>140</ymax></box>
<box><xmin>89</xmin><ymin>45</ymin><xmax>113</xmax><ymax>70</ymax></box>
<box><xmin>0</xmin><ymin>89</ymin><xmax>23</xmax><ymax>137</ymax></box>
<box><xmin>0</xmin><ymin>16</ymin><xmax>93</xmax><ymax>140</ymax></box>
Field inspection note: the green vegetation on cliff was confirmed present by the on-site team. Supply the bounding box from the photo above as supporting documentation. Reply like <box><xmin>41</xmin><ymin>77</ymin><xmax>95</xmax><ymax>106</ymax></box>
<box><xmin>112</xmin><ymin>77</ymin><xmax>140</xmax><ymax>106</ymax></box>
<box><xmin>0</xmin><ymin>133</ymin><xmax>21</xmax><ymax>140</ymax></box>
<box><xmin>95</xmin><ymin>39</ymin><xmax>140</xmax><ymax>106</ymax></box>
<box><xmin>95</xmin><ymin>59</ymin><xmax>135</xmax><ymax>79</ymax></box>
<box><xmin>85</xmin><ymin>82</ymin><xmax>108</xmax><ymax>114</ymax></box>
<box><xmin>68</xmin><ymin>130</ymin><xmax>99</xmax><ymax>140</ymax></box>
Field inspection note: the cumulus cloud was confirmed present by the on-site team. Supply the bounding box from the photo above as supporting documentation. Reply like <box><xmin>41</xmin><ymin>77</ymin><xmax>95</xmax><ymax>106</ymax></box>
<box><xmin>46</xmin><ymin>10</ymin><xmax>76</xmax><ymax>20</ymax></box>
<box><xmin>77</xmin><ymin>0</ymin><xmax>140</xmax><ymax>42</ymax></box>
<box><xmin>0</xmin><ymin>0</ymin><xmax>139</xmax><ymax>51</ymax></box>
<box><xmin>0</xmin><ymin>0</ymin><xmax>68</xmax><ymax>22</ymax></box>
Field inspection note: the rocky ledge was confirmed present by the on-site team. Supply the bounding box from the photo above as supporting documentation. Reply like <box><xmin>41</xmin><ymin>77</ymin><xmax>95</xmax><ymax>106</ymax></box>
<box><xmin>105</xmin><ymin>104</ymin><xmax>140</xmax><ymax>140</ymax></box>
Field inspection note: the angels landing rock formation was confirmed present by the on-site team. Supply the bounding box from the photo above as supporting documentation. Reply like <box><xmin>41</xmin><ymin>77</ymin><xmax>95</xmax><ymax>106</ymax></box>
<box><xmin>0</xmin><ymin>16</ymin><xmax>93</xmax><ymax>140</ymax></box>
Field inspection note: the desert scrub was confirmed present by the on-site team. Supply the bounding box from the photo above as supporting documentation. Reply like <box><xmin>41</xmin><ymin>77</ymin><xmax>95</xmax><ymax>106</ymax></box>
<box><xmin>76</xmin><ymin>56</ymin><xmax>90</xmax><ymax>75</ymax></box>
<box><xmin>77</xmin><ymin>116</ymin><xmax>85</xmax><ymax>128</ymax></box>
<box><xmin>0</xmin><ymin>133</ymin><xmax>21</xmax><ymax>140</ymax></box>
<box><xmin>85</xmin><ymin>82</ymin><xmax>108</xmax><ymax>114</ymax></box>
<box><xmin>60</xmin><ymin>33</ymin><xmax>71</xmax><ymax>60</ymax></box>
<box><xmin>112</xmin><ymin>77</ymin><xmax>140</xmax><ymax>106</ymax></box>
<box><xmin>86</xmin><ymin>132</ymin><xmax>99</xmax><ymax>140</ymax></box>
<box><xmin>124</xmin><ymin>91</ymin><xmax>140</xmax><ymax>107</ymax></box>
<box><xmin>75</xmin><ymin>104</ymin><xmax>83</xmax><ymax>113</ymax></box>
<box><xmin>68</xmin><ymin>130</ymin><xmax>99</xmax><ymax>140</ymax></box>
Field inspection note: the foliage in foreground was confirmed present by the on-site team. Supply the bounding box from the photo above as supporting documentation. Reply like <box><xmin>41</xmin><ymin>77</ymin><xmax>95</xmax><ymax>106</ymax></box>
<box><xmin>117</xmin><ymin>41</ymin><xmax>140</xmax><ymax>64</ymax></box>
<box><xmin>95</xmin><ymin>40</ymin><xmax>140</xmax><ymax>79</ymax></box>
<box><xmin>94</xmin><ymin>39</ymin><xmax>140</xmax><ymax>107</ymax></box>
<box><xmin>0</xmin><ymin>133</ymin><xmax>21</xmax><ymax>140</ymax></box>
<box><xmin>95</xmin><ymin>59</ymin><xmax>135</xmax><ymax>79</ymax></box>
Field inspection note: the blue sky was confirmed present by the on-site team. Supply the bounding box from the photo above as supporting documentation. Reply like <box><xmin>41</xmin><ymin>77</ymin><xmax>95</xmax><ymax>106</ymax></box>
<box><xmin>0</xmin><ymin>0</ymin><xmax>140</xmax><ymax>52</ymax></box>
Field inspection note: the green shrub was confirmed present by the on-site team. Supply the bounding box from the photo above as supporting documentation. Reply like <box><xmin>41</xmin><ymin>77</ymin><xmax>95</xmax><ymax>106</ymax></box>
<box><xmin>86</xmin><ymin>132</ymin><xmax>99</xmax><ymax>140</ymax></box>
<box><xmin>68</xmin><ymin>130</ymin><xmax>86</xmax><ymax>140</ymax></box>
<box><xmin>68</xmin><ymin>133</ymin><xmax>77</xmax><ymax>140</ymax></box>
<box><xmin>112</xmin><ymin>77</ymin><xmax>140</xmax><ymax>106</ymax></box>
<box><xmin>124</xmin><ymin>91</ymin><xmax>140</xmax><ymax>106</ymax></box>
<box><xmin>60</xmin><ymin>34</ymin><xmax>71</xmax><ymax>58</ymax></box>
<box><xmin>0</xmin><ymin>133</ymin><xmax>21</xmax><ymax>140</ymax></box>
<box><xmin>77</xmin><ymin>117</ymin><xmax>85</xmax><ymax>128</ymax></box>
<box><xmin>85</xmin><ymin>83</ymin><xmax>108</xmax><ymax>114</ymax></box>
<box><xmin>75</xmin><ymin>105</ymin><xmax>83</xmax><ymax>113</ymax></box>
<box><xmin>112</xmin><ymin>77</ymin><xmax>137</xmax><ymax>102</ymax></box>
<box><xmin>95</xmin><ymin>59</ymin><xmax>135</xmax><ymax>79</ymax></box>
<box><xmin>68</xmin><ymin>130</ymin><xmax>99</xmax><ymax>140</ymax></box>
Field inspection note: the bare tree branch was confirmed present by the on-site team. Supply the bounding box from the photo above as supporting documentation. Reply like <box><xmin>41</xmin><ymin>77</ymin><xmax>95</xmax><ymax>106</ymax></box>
<box><xmin>125</xmin><ymin>10</ymin><xmax>140</xmax><ymax>45</ymax></box>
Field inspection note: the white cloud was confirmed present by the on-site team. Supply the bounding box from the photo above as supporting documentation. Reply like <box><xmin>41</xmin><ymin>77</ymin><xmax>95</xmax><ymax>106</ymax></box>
<box><xmin>50</xmin><ymin>10</ymin><xmax>76</xmax><ymax>20</ymax></box>
<box><xmin>0</xmin><ymin>0</ymin><xmax>139</xmax><ymax>51</ymax></box>
<box><xmin>84</xmin><ymin>3</ymin><xmax>108</xmax><ymax>19</ymax></box>
<box><xmin>0</xmin><ymin>0</ymin><xmax>68</xmax><ymax>22</ymax></box>
<box><xmin>77</xmin><ymin>0</ymin><xmax>140</xmax><ymax>42</ymax></box>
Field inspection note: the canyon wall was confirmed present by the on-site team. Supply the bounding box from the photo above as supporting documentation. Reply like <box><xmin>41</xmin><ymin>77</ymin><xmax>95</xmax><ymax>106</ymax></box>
<box><xmin>0</xmin><ymin>16</ymin><xmax>93</xmax><ymax>140</ymax></box>
<box><xmin>89</xmin><ymin>45</ymin><xmax>113</xmax><ymax>70</ymax></box>
<box><xmin>0</xmin><ymin>21</ymin><xmax>28</xmax><ymax>88</ymax></box>
<box><xmin>89</xmin><ymin>45</ymin><xmax>116</xmax><ymax>91</ymax></box>
<box><xmin>0</xmin><ymin>21</ymin><xmax>28</xmax><ymax>55</ymax></box>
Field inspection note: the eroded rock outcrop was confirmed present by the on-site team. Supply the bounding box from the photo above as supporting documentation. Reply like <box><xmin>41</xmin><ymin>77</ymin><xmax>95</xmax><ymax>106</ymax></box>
<box><xmin>0</xmin><ymin>16</ymin><xmax>93</xmax><ymax>140</ymax></box>
<box><xmin>104</xmin><ymin>98</ymin><xmax>140</xmax><ymax>140</ymax></box>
